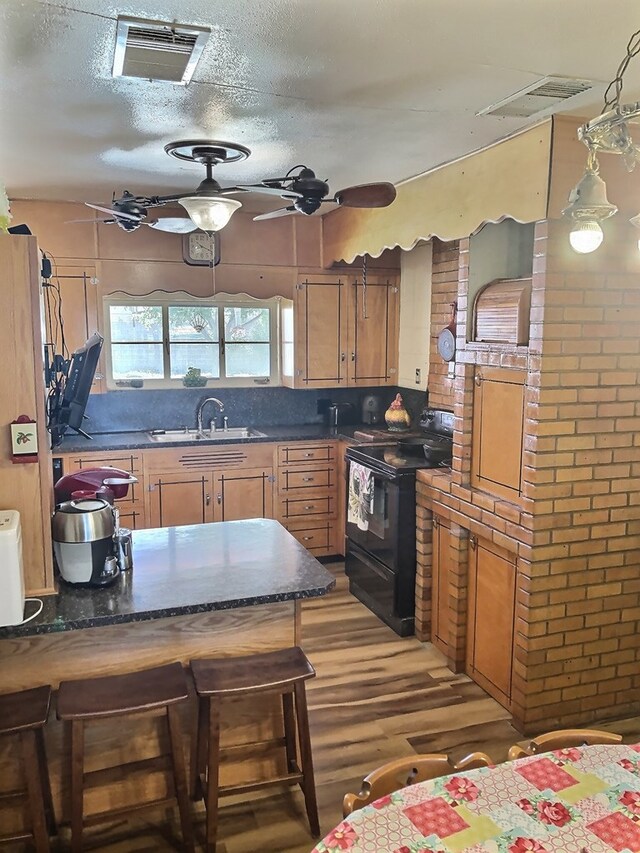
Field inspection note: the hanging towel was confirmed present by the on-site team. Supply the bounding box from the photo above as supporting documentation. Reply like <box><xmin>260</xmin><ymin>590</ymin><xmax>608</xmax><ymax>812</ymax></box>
<box><xmin>348</xmin><ymin>461</ymin><xmax>374</xmax><ymax>531</ymax></box>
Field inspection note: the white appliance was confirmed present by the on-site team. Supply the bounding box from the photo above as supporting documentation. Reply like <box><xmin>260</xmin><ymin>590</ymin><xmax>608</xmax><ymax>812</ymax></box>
<box><xmin>0</xmin><ymin>510</ymin><xmax>25</xmax><ymax>626</ymax></box>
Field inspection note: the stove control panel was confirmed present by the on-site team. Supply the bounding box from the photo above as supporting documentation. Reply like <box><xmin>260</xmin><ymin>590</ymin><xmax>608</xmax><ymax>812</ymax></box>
<box><xmin>419</xmin><ymin>408</ymin><xmax>454</xmax><ymax>437</ymax></box>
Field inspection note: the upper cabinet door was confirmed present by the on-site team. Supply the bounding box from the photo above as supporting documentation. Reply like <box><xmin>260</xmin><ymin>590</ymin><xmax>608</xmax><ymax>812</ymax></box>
<box><xmin>296</xmin><ymin>275</ymin><xmax>348</xmax><ymax>387</ymax></box>
<box><xmin>471</xmin><ymin>367</ymin><xmax>526</xmax><ymax>503</ymax></box>
<box><xmin>348</xmin><ymin>275</ymin><xmax>399</xmax><ymax>386</ymax></box>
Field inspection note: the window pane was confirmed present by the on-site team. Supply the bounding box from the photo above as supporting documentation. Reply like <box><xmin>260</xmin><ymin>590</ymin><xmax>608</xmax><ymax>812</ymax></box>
<box><xmin>225</xmin><ymin>343</ymin><xmax>270</xmax><ymax>377</ymax></box>
<box><xmin>224</xmin><ymin>307</ymin><xmax>270</xmax><ymax>342</ymax></box>
<box><xmin>110</xmin><ymin>305</ymin><xmax>162</xmax><ymax>342</ymax></box>
<box><xmin>111</xmin><ymin>343</ymin><xmax>164</xmax><ymax>379</ymax></box>
<box><xmin>169</xmin><ymin>307</ymin><xmax>219</xmax><ymax>342</ymax></box>
<box><xmin>170</xmin><ymin>344</ymin><xmax>220</xmax><ymax>379</ymax></box>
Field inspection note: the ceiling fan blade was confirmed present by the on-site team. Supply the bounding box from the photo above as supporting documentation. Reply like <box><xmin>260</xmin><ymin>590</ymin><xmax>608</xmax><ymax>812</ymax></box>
<box><xmin>333</xmin><ymin>182</ymin><xmax>397</xmax><ymax>209</ymax></box>
<box><xmin>146</xmin><ymin>218</ymin><xmax>198</xmax><ymax>233</ymax></box>
<box><xmin>253</xmin><ymin>206</ymin><xmax>297</xmax><ymax>221</ymax></box>
<box><xmin>65</xmin><ymin>217</ymin><xmax>113</xmax><ymax>224</ymax></box>
<box><xmin>85</xmin><ymin>202</ymin><xmax>141</xmax><ymax>221</ymax></box>
<box><xmin>239</xmin><ymin>184</ymin><xmax>303</xmax><ymax>199</ymax></box>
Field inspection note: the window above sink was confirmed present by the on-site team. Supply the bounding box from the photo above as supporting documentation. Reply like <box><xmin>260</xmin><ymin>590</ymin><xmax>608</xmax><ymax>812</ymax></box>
<box><xmin>103</xmin><ymin>292</ymin><xmax>281</xmax><ymax>390</ymax></box>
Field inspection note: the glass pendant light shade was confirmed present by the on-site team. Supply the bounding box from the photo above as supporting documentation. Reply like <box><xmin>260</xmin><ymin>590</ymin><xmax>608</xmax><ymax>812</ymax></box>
<box><xmin>569</xmin><ymin>220</ymin><xmax>604</xmax><ymax>254</ymax></box>
<box><xmin>178</xmin><ymin>196</ymin><xmax>242</xmax><ymax>232</ymax></box>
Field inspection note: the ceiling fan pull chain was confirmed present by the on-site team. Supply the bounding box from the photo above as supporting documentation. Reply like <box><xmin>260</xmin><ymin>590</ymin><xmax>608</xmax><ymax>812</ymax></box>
<box><xmin>362</xmin><ymin>253</ymin><xmax>368</xmax><ymax>320</ymax></box>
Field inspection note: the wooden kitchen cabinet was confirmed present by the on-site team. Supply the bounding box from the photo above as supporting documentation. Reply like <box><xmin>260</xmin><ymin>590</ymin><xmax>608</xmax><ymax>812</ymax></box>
<box><xmin>51</xmin><ymin>262</ymin><xmax>105</xmax><ymax>394</ymax></box>
<box><xmin>466</xmin><ymin>535</ymin><xmax>516</xmax><ymax>709</ymax></box>
<box><xmin>58</xmin><ymin>449</ymin><xmax>147</xmax><ymax>528</ymax></box>
<box><xmin>431</xmin><ymin>515</ymin><xmax>451</xmax><ymax>656</ymax></box>
<box><xmin>282</xmin><ymin>273</ymin><xmax>399</xmax><ymax>388</ymax></box>
<box><xmin>212</xmin><ymin>466</ymin><xmax>274</xmax><ymax>522</ymax></box>
<box><xmin>471</xmin><ymin>367</ymin><xmax>526</xmax><ymax>503</ymax></box>
<box><xmin>147</xmin><ymin>471</ymin><xmax>214</xmax><ymax>528</ymax></box>
<box><xmin>276</xmin><ymin>441</ymin><xmax>340</xmax><ymax>556</ymax></box>
<box><xmin>348</xmin><ymin>273</ymin><xmax>399</xmax><ymax>386</ymax></box>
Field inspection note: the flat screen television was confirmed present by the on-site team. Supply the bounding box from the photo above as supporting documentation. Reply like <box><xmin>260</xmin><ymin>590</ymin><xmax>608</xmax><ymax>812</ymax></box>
<box><xmin>49</xmin><ymin>333</ymin><xmax>103</xmax><ymax>447</ymax></box>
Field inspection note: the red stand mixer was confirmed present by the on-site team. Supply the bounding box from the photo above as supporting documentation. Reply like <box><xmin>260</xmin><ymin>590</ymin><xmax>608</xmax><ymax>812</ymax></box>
<box><xmin>52</xmin><ymin>467</ymin><xmax>137</xmax><ymax>586</ymax></box>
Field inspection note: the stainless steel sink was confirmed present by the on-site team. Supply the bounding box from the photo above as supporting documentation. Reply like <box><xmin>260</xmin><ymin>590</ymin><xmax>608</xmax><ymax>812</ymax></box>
<box><xmin>147</xmin><ymin>427</ymin><xmax>266</xmax><ymax>443</ymax></box>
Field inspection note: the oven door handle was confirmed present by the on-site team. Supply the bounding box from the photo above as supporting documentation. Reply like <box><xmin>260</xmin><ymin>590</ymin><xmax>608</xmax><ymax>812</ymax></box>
<box><xmin>347</xmin><ymin>460</ymin><xmax>396</xmax><ymax>482</ymax></box>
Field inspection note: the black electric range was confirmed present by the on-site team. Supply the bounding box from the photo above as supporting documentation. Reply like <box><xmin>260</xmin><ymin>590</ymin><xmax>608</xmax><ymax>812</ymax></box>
<box><xmin>344</xmin><ymin>408</ymin><xmax>453</xmax><ymax>636</ymax></box>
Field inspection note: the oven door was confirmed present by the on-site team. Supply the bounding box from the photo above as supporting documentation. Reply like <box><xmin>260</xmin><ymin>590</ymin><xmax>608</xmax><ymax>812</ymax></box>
<box><xmin>345</xmin><ymin>460</ymin><xmax>399</xmax><ymax>570</ymax></box>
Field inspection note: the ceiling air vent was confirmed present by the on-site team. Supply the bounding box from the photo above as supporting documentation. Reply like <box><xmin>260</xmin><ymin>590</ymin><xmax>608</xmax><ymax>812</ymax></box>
<box><xmin>477</xmin><ymin>76</ymin><xmax>595</xmax><ymax>119</ymax></box>
<box><xmin>113</xmin><ymin>17</ymin><xmax>210</xmax><ymax>85</ymax></box>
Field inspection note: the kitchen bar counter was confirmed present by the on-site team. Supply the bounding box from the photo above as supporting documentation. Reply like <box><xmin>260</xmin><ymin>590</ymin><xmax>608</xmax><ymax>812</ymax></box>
<box><xmin>56</xmin><ymin>423</ymin><xmax>366</xmax><ymax>453</ymax></box>
<box><xmin>0</xmin><ymin>520</ymin><xmax>336</xmax><ymax>825</ymax></box>
<box><xmin>0</xmin><ymin>519</ymin><xmax>335</xmax><ymax>639</ymax></box>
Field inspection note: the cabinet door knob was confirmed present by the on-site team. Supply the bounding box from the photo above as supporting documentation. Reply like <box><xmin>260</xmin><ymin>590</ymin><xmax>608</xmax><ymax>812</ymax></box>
<box><xmin>469</xmin><ymin>534</ymin><xmax>477</xmax><ymax>550</ymax></box>
<box><xmin>205</xmin><ymin>494</ymin><xmax>211</xmax><ymax>506</ymax></box>
<box><xmin>432</xmin><ymin>517</ymin><xmax>438</xmax><ymax>528</ymax></box>
<box><xmin>341</xmin><ymin>352</ymin><xmax>346</xmax><ymax>362</ymax></box>
<box><xmin>351</xmin><ymin>351</ymin><xmax>356</xmax><ymax>362</ymax></box>
<box><xmin>474</xmin><ymin>374</ymin><xmax>482</xmax><ymax>386</ymax></box>
<box><xmin>217</xmin><ymin>494</ymin><xmax>222</xmax><ymax>505</ymax></box>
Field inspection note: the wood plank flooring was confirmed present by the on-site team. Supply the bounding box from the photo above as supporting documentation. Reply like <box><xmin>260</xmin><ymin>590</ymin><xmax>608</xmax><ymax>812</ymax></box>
<box><xmin>25</xmin><ymin>563</ymin><xmax>640</xmax><ymax>852</ymax></box>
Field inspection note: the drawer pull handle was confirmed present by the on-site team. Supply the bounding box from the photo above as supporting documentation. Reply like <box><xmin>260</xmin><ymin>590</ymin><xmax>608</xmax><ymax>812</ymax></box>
<box><xmin>302</xmin><ymin>477</ymin><xmax>314</xmax><ymax>482</ymax></box>
<box><xmin>304</xmin><ymin>452</ymin><xmax>314</xmax><ymax>457</ymax></box>
<box><xmin>304</xmin><ymin>505</ymin><xmax>315</xmax><ymax>511</ymax></box>
<box><xmin>303</xmin><ymin>536</ymin><xmax>314</xmax><ymax>541</ymax></box>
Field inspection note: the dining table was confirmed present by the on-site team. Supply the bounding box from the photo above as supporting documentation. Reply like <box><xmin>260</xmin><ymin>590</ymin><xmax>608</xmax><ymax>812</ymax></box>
<box><xmin>313</xmin><ymin>743</ymin><xmax>640</xmax><ymax>852</ymax></box>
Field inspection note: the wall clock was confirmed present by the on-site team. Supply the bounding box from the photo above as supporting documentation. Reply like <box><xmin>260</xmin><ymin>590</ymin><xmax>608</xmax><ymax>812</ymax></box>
<box><xmin>182</xmin><ymin>231</ymin><xmax>221</xmax><ymax>266</ymax></box>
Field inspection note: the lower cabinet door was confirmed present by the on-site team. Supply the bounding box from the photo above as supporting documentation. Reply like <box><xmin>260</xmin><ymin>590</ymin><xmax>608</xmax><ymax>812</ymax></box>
<box><xmin>213</xmin><ymin>468</ymin><xmax>274</xmax><ymax>522</ymax></box>
<box><xmin>466</xmin><ymin>536</ymin><xmax>516</xmax><ymax>709</ymax></box>
<box><xmin>147</xmin><ymin>472</ymin><xmax>213</xmax><ymax>528</ymax></box>
<box><xmin>431</xmin><ymin>515</ymin><xmax>451</xmax><ymax>655</ymax></box>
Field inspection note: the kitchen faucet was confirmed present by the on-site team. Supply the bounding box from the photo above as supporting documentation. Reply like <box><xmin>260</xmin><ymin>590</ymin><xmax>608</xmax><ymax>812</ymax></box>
<box><xmin>196</xmin><ymin>397</ymin><xmax>225</xmax><ymax>435</ymax></box>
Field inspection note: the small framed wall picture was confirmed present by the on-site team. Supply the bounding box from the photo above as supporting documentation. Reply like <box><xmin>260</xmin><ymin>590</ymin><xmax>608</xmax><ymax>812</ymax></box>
<box><xmin>11</xmin><ymin>420</ymin><xmax>38</xmax><ymax>456</ymax></box>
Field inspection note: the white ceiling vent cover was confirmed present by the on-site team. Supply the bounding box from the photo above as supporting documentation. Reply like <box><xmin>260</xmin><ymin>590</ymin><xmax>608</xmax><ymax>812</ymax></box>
<box><xmin>113</xmin><ymin>17</ymin><xmax>210</xmax><ymax>85</ymax></box>
<box><xmin>477</xmin><ymin>76</ymin><xmax>595</xmax><ymax>119</ymax></box>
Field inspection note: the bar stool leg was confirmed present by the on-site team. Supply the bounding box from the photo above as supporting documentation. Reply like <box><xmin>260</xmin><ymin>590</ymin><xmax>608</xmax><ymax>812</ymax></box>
<box><xmin>20</xmin><ymin>730</ymin><xmax>50</xmax><ymax>853</ymax></box>
<box><xmin>282</xmin><ymin>691</ymin><xmax>298</xmax><ymax>772</ymax></box>
<box><xmin>191</xmin><ymin>695</ymin><xmax>208</xmax><ymax>801</ymax></box>
<box><xmin>35</xmin><ymin>728</ymin><xmax>57</xmax><ymax>836</ymax></box>
<box><xmin>205</xmin><ymin>699</ymin><xmax>221</xmax><ymax>853</ymax></box>
<box><xmin>293</xmin><ymin>681</ymin><xmax>320</xmax><ymax>837</ymax></box>
<box><xmin>70</xmin><ymin>719</ymin><xmax>84</xmax><ymax>853</ymax></box>
<box><xmin>166</xmin><ymin>705</ymin><xmax>195</xmax><ymax>853</ymax></box>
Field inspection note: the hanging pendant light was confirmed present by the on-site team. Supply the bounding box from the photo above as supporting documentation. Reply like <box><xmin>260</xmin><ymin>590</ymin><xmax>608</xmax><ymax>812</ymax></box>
<box><xmin>563</xmin><ymin>152</ymin><xmax>617</xmax><ymax>253</ymax></box>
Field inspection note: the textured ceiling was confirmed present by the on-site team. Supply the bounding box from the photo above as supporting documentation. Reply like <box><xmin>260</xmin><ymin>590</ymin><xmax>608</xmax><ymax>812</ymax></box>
<box><xmin>2</xmin><ymin>0</ymin><xmax>640</xmax><ymax>208</ymax></box>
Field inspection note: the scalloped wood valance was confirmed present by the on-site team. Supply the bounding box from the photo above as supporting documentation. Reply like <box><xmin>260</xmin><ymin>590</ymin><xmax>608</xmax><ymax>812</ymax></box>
<box><xmin>323</xmin><ymin>121</ymin><xmax>552</xmax><ymax>264</ymax></box>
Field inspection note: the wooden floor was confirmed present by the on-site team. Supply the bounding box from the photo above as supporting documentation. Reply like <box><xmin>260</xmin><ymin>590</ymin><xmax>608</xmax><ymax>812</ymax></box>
<box><xmin>32</xmin><ymin>564</ymin><xmax>640</xmax><ymax>852</ymax></box>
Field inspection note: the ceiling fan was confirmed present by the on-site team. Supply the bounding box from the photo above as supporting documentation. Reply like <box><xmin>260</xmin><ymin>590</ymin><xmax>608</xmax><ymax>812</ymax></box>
<box><xmin>245</xmin><ymin>166</ymin><xmax>397</xmax><ymax>221</ymax></box>
<box><xmin>68</xmin><ymin>141</ymin><xmax>396</xmax><ymax>234</ymax></box>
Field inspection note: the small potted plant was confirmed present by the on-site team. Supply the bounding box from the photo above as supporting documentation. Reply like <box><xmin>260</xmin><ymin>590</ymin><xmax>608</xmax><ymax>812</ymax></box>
<box><xmin>182</xmin><ymin>367</ymin><xmax>208</xmax><ymax>388</ymax></box>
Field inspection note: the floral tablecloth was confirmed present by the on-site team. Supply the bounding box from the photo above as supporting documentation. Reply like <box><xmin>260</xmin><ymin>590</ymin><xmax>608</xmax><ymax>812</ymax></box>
<box><xmin>312</xmin><ymin>743</ymin><xmax>640</xmax><ymax>852</ymax></box>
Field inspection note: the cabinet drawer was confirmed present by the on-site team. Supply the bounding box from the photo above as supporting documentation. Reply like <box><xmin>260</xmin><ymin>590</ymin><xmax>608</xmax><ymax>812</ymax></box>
<box><xmin>61</xmin><ymin>450</ymin><xmax>143</xmax><ymax>476</ymax></box>
<box><xmin>278</xmin><ymin>443</ymin><xmax>335</xmax><ymax>465</ymax></box>
<box><xmin>278</xmin><ymin>495</ymin><xmax>336</xmax><ymax>520</ymax></box>
<box><xmin>279</xmin><ymin>467</ymin><xmax>334</xmax><ymax>491</ymax></box>
<box><xmin>143</xmin><ymin>442</ymin><xmax>276</xmax><ymax>474</ymax></box>
<box><xmin>285</xmin><ymin>520</ymin><xmax>333</xmax><ymax>554</ymax></box>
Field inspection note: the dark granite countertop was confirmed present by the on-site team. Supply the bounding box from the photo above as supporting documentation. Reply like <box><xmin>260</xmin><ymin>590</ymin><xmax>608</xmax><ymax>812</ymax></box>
<box><xmin>55</xmin><ymin>424</ymin><xmax>365</xmax><ymax>453</ymax></box>
<box><xmin>0</xmin><ymin>519</ymin><xmax>335</xmax><ymax>640</ymax></box>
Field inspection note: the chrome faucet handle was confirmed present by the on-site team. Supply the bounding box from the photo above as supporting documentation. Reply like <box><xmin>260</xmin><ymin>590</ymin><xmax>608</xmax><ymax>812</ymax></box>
<box><xmin>209</xmin><ymin>419</ymin><xmax>216</xmax><ymax>435</ymax></box>
<box><xmin>223</xmin><ymin>416</ymin><xmax>229</xmax><ymax>431</ymax></box>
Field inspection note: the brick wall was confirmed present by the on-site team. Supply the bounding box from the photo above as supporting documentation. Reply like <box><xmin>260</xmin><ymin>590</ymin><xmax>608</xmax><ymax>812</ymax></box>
<box><xmin>513</xmin><ymin>217</ymin><xmax>640</xmax><ymax>730</ymax></box>
<box><xmin>416</xmin><ymin>216</ymin><xmax>640</xmax><ymax>733</ymax></box>
<box><xmin>428</xmin><ymin>239</ymin><xmax>459</xmax><ymax>409</ymax></box>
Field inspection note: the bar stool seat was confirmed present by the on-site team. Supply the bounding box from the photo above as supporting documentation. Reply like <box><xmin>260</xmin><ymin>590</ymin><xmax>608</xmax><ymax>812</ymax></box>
<box><xmin>0</xmin><ymin>685</ymin><xmax>56</xmax><ymax>852</ymax></box>
<box><xmin>191</xmin><ymin>646</ymin><xmax>319</xmax><ymax>852</ymax></box>
<box><xmin>57</xmin><ymin>662</ymin><xmax>194</xmax><ymax>853</ymax></box>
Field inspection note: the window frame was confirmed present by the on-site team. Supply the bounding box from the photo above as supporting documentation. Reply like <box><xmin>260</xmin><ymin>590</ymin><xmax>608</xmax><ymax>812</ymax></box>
<box><xmin>103</xmin><ymin>292</ymin><xmax>281</xmax><ymax>390</ymax></box>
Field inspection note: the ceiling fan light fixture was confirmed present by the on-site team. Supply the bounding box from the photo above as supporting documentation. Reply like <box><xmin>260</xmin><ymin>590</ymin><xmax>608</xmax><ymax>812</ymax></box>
<box><xmin>178</xmin><ymin>196</ymin><xmax>242</xmax><ymax>232</ymax></box>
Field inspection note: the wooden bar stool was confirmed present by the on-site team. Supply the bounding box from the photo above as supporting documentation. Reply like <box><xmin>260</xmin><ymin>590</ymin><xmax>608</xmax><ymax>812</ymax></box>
<box><xmin>57</xmin><ymin>662</ymin><xmax>195</xmax><ymax>853</ymax></box>
<box><xmin>0</xmin><ymin>685</ymin><xmax>56</xmax><ymax>852</ymax></box>
<box><xmin>190</xmin><ymin>646</ymin><xmax>319</xmax><ymax>852</ymax></box>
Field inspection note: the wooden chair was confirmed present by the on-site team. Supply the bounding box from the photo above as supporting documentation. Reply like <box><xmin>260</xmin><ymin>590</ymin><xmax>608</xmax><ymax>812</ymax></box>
<box><xmin>343</xmin><ymin>751</ymin><xmax>492</xmax><ymax>817</ymax></box>
<box><xmin>508</xmin><ymin>728</ymin><xmax>622</xmax><ymax>760</ymax></box>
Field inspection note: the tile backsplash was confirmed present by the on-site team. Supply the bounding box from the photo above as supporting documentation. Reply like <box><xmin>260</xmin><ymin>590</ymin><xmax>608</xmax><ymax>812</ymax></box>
<box><xmin>84</xmin><ymin>385</ymin><xmax>428</xmax><ymax>433</ymax></box>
